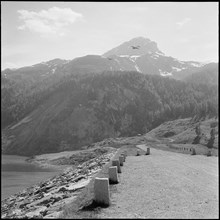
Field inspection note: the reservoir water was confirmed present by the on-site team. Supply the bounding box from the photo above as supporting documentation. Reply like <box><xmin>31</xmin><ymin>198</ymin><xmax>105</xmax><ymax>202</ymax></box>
<box><xmin>1</xmin><ymin>155</ymin><xmax>60</xmax><ymax>200</ymax></box>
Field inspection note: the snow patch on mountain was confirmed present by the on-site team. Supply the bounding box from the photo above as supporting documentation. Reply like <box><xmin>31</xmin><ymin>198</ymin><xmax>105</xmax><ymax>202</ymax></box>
<box><xmin>129</xmin><ymin>57</ymin><xmax>135</xmax><ymax>63</ymax></box>
<box><xmin>155</xmin><ymin>51</ymin><xmax>165</xmax><ymax>56</ymax></box>
<box><xmin>134</xmin><ymin>64</ymin><xmax>142</xmax><ymax>73</ymax></box>
<box><xmin>119</xmin><ymin>55</ymin><xmax>130</xmax><ymax>58</ymax></box>
<box><xmin>172</xmin><ymin>67</ymin><xmax>182</xmax><ymax>72</ymax></box>
<box><xmin>118</xmin><ymin>55</ymin><xmax>141</xmax><ymax>62</ymax></box>
<box><xmin>178</xmin><ymin>61</ymin><xmax>186</xmax><ymax>65</ymax></box>
<box><xmin>51</xmin><ymin>68</ymin><xmax>56</xmax><ymax>74</ymax></box>
<box><xmin>130</xmin><ymin>55</ymin><xmax>141</xmax><ymax>61</ymax></box>
<box><xmin>189</xmin><ymin>62</ymin><xmax>205</xmax><ymax>67</ymax></box>
<box><xmin>159</xmin><ymin>69</ymin><xmax>172</xmax><ymax>76</ymax></box>
<box><xmin>151</xmin><ymin>54</ymin><xmax>159</xmax><ymax>59</ymax></box>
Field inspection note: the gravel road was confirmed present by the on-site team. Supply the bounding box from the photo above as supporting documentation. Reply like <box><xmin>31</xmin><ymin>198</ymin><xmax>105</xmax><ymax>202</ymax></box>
<box><xmin>97</xmin><ymin>147</ymin><xmax>218</xmax><ymax>218</ymax></box>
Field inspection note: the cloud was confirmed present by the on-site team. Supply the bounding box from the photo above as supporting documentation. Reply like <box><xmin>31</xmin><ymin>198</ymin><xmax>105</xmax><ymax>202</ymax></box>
<box><xmin>176</xmin><ymin>18</ymin><xmax>191</xmax><ymax>29</ymax></box>
<box><xmin>17</xmin><ymin>7</ymin><xmax>83</xmax><ymax>36</ymax></box>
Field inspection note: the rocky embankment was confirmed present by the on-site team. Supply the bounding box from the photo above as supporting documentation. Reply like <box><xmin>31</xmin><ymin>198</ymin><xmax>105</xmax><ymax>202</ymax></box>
<box><xmin>1</xmin><ymin>148</ymin><xmax>116</xmax><ymax>219</ymax></box>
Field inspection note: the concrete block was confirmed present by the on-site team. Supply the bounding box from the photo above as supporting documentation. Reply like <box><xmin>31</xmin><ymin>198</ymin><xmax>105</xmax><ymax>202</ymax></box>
<box><xmin>119</xmin><ymin>156</ymin><xmax>124</xmax><ymax>166</ymax></box>
<box><xmin>146</xmin><ymin>147</ymin><xmax>150</xmax><ymax>155</ymax></box>
<box><xmin>94</xmin><ymin>177</ymin><xmax>110</xmax><ymax>206</ymax></box>
<box><xmin>121</xmin><ymin>154</ymin><xmax>126</xmax><ymax>162</ymax></box>
<box><xmin>191</xmin><ymin>148</ymin><xmax>196</xmax><ymax>155</ymax></box>
<box><xmin>112</xmin><ymin>160</ymin><xmax>121</xmax><ymax>173</ymax></box>
<box><xmin>207</xmin><ymin>150</ymin><xmax>212</xmax><ymax>157</ymax></box>
<box><xmin>109</xmin><ymin>166</ymin><xmax>119</xmax><ymax>184</ymax></box>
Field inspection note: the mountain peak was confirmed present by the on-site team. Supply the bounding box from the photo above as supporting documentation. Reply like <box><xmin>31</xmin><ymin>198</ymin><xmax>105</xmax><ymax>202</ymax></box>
<box><xmin>103</xmin><ymin>36</ymin><xmax>163</xmax><ymax>57</ymax></box>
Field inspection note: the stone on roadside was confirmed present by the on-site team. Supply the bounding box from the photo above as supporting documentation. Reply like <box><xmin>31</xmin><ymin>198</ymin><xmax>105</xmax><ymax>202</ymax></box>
<box><xmin>109</xmin><ymin>166</ymin><xmax>119</xmax><ymax>184</ymax></box>
<box><xmin>119</xmin><ymin>156</ymin><xmax>124</xmax><ymax>166</ymax></box>
<box><xmin>112</xmin><ymin>160</ymin><xmax>121</xmax><ymax>173</ymax></box>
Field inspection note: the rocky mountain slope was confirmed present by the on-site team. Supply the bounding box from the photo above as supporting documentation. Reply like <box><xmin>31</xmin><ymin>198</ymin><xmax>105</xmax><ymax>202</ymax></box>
<box><xmin>2</xmin><ymin>37</ymin><xmax>218</xmax><ymax>127</ymax></box>
<box><xmin>2</xmin><ymin>37</ymin><xmax>218</xmax><ymax>85</ymax></box>
<box><xmin>102</xmin><ymin>37</ymin><xmax>217</xmax><ymax>79</ymax></box>
<box><xmin>1</xmin><ymin>37</ymin><xmax>218</xmax><ymax>156</ymax></box>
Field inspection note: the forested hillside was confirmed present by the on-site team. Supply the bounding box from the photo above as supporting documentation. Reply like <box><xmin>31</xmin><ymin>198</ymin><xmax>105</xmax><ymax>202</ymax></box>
<box><xmin>2</xmin><ymin>71</ymin><xmax>218</xmax><ymax>155</ymax></box>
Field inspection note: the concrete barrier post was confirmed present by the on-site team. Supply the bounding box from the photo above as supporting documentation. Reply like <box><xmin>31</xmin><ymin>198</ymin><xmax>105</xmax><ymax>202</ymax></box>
<box><xmin>146</xmin><ymin>147</ymin><xmax>150</xmax><ymax>155</ymax></box>
<box><xmin>207</xmin><ymin>150</ymin><xmax>212</xmax><ymax>157</ymax></box>
<box><xmin>191</xmin><ymin>148</ymin><xmax>196</xmax><ymax>155</ymax></box>
<box><xmin>109</xmin><ymin>166</ymin><xmax>119</xmax><ymax>184</ymax></box>
<box><xmin>119</xmin><ymin>156</ymin><xmax>124</xmax><ymax>166</ymax></box>
<box><xmin>112</xmin><ymin>160</ymin><xmax>121</xmax><ymax>173</ymax></box>
<box><xmin>94</xmin><ymin>177</ymin><xmax>110</xmax><ymax>206</ymax></box>
<box><xmin>121</xmin><ymin>154</ymin><xmax>126</xmax><ymax>162</ymax></box>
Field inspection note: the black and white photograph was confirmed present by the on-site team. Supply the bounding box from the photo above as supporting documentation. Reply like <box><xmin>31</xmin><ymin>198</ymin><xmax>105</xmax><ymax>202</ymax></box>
<box><xmin>1</xmin><ymin>1</ymin><xmax>218</xmax><ymax>219</ymax></box>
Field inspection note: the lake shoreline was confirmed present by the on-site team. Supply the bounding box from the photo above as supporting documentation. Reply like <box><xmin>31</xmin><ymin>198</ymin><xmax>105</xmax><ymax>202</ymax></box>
<box><xmin>1</xmin><ymin>148</ymin><xmax>117</xmax><ymax>219</ymax></box>
<box><xmin>1</xmin><ymin>154</ymin><xmax>64</xmax><ymax>201</ymax></box>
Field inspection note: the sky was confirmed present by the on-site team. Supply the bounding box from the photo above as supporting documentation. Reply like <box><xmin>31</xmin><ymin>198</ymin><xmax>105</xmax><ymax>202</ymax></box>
<box><xmin>1</xmin><ymin>2</ymin><xmax>219</xmax><ymax>70</ymax></box>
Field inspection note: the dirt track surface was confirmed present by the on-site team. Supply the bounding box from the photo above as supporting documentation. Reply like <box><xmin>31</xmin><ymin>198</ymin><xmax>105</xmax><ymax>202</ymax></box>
<box><xmin>97</xmin><ymin>147</ymin><xmax>218</xmax><ymax>219</ymax></box>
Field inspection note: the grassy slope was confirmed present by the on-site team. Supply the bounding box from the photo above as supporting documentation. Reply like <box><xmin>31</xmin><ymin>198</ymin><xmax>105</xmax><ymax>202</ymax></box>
<box><xmin>2</xmin><ymin>91</ymin><xmax>69</xmax><ymax>155</ymax></box>
<box><xmin>145</xmin><ymin>117</ymin><xmax>218</xmax><ymax>149</ymax></box>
